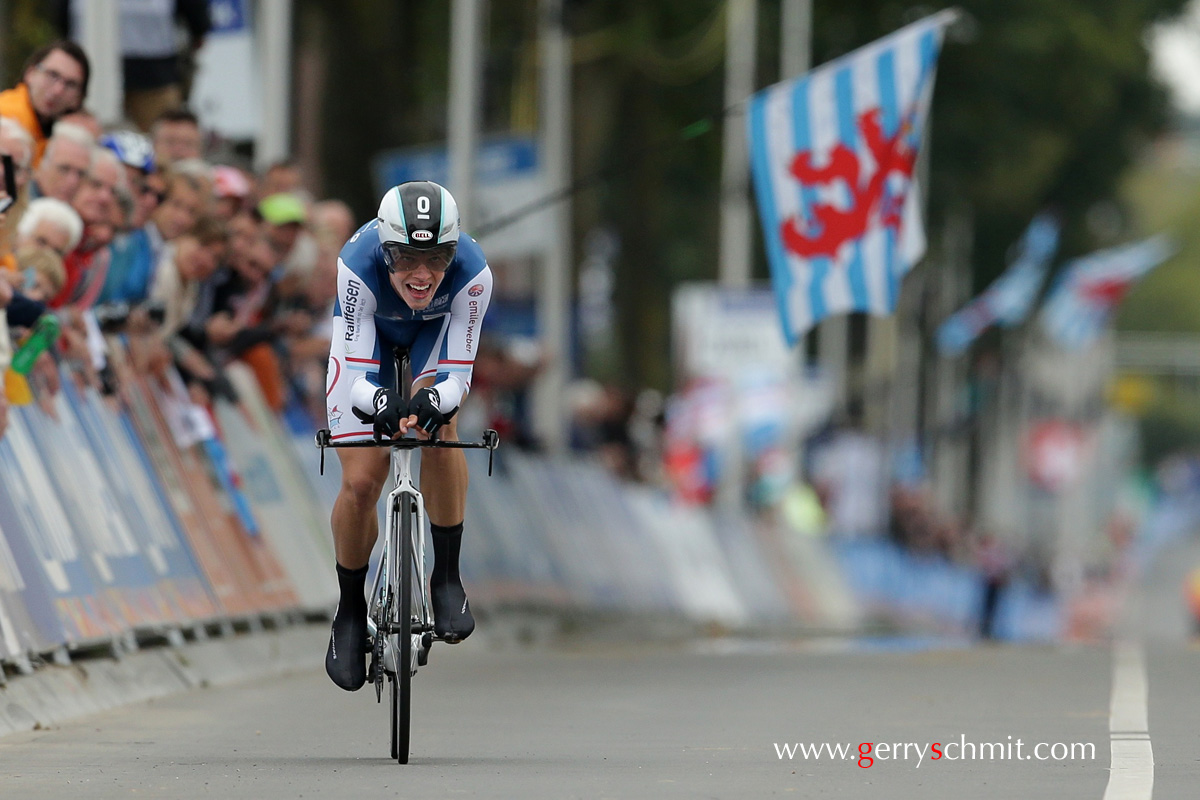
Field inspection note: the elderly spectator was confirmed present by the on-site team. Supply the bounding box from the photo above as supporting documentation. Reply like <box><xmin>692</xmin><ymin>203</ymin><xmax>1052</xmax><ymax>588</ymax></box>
<box><xmin>31</xmin><ymin>122</ymin><xmax>92</xmax><ymax>201</ymax></box>
<box><xmin>151</xmin><ymin>107</ymin><xmax>203</xmax><ymax>167</ymax></box>
<box><xmin>71</xmin><ymin>148</ymin><xmax>125</xmax><ymax>233</ymax></box>
<box><xmin>56</xmin><ymin>108</ymin><xmax>103</xmax><ymax>139</ymax></box>
<box><xmin>0</xmin><ymin>41</ymin><xmax>90</xmax><ymax>167</ymax></box>
<box><xmin>0</xmin><ymin>117</ymin><xmax>35</xmax><ymax>195</ymax></box>
<box><xmin>14</xmin><ymin>196</ymin><xmax>83</xmax><ymax>259</ymax></box>
<box><xmin>53</xmin><ymin>147</ymin><xmax>126</xmax><ymax>308</ymax></box>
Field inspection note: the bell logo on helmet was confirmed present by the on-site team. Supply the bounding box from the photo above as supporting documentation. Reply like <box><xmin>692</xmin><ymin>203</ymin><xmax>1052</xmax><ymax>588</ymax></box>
<box><xmin>411</xmin><ymin>229</ymin><xmax>434</xmax><ymax>242</ymax></box>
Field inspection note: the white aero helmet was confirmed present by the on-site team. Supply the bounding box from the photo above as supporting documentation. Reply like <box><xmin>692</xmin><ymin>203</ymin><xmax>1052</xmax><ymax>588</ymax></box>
<box><xmin>377</xmin><ymin>180</ymin><xmax>460</xmax><ymax>271</ymax></box>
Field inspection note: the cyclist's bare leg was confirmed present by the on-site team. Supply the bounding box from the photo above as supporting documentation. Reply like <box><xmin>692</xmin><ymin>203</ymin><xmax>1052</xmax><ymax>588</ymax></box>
<box><xmin>331</xmin><ymin>447</ymin><xmax>390</xmax><ymax>568</ymax></box>
<box><xmin>325</xmin><ymin>446</ymin><xmax>389</xmax><ymax>690</ymax></box>
<box><xmin>411</xmin><ymin>375</ymin><xmax>474</xmax><ymax>641</ymax></box>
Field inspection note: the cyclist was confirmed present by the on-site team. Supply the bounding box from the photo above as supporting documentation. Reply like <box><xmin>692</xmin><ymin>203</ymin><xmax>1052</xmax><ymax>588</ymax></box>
<box><xmin>324</xmin><ymin>181</ymin><xmax>492</xmax><ymax>691</ymax></box>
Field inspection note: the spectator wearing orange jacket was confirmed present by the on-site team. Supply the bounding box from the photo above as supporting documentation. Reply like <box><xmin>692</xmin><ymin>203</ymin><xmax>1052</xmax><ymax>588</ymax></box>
<box><xmin>0</xmin><ymin>41</ymin><xmax>90</xmax><ymax>168</ymax></box>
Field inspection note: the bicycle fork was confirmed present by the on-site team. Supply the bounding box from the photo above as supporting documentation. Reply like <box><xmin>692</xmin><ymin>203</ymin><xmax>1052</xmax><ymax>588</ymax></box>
<box><xmin>377</xmin><ymin>449</ymin><xmax>432</xmax><ymax>677</ymax></box>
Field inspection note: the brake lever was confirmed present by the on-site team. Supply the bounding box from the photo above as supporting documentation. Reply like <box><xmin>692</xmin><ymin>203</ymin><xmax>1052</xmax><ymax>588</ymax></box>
<box><xmin>483</xmin><ymin>429</ymin><xmax>499</xmax><ymax>476</ymax></box>
<box><xmin>315</xmin><ymin>428</ymin><xmax>331</xmax><ymax>475</ymax></box>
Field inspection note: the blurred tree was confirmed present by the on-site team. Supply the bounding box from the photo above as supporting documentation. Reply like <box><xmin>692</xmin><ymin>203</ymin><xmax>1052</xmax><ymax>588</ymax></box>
<box><xmin>2</xmin><ymin>0</ymin><xmax>62</xmax><ymax>85</ymax></box>
<box><xmin>1116</xmin><ymin>122</ymin><xmax>1200</xmax><ymax>333</ymax></box>
<box><xmin>925</xmin><ymin>0</ymin><xmax>1188</xmax><ymax>289</ymax></box>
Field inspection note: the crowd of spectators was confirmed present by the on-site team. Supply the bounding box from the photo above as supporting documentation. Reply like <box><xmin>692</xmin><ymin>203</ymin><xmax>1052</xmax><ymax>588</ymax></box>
<box><xmin>0</xmin><ymin>40</ymin><xmax>344</xmax><ymax>442</ymax></box>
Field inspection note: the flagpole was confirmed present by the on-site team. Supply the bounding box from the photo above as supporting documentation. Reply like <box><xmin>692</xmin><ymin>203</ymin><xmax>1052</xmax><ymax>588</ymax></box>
<box><xmin>717</xmin><ymin>0</ymin><xmax>759</xmax><ymax>516</ymax></box>
<box><xmin>781</xmin><ymin>0</ymin><xmax>812</xmax><ymax>76</ymax></box>
<box><xmin>718</xmin><ymin>0</ymin><xmax>758</xmax><ymax>289</ymax></box>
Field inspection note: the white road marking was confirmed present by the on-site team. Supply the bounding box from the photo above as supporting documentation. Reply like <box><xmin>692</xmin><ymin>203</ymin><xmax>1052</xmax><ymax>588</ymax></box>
<box><xmin>1103</xmin><ymin>641</ymin><xmax>1153</xmax><ymax>800</ymax></box>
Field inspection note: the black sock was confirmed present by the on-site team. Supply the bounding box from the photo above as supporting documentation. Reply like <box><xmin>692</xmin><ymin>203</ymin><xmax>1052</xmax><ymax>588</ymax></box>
<box><xmin>430</xmin><ymin>522</ymin><xmax>464</xmax><ymax>586</ymax></box>
<box><xmin>335</xmin><ymin>562</ymin><xmax>369</xmax><ymax>613</ymax></box>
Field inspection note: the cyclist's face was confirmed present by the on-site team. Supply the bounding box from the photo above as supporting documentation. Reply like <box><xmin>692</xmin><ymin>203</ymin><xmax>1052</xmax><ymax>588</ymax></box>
<box><xmin>389</xmin><ymin>257</ymin><xmax>446</xmax><ymax>310</ymax></box>
<box><xmin>386</xmin><ymin>246</ymin><xmax>452</xmax><ymax>310</ymax></box>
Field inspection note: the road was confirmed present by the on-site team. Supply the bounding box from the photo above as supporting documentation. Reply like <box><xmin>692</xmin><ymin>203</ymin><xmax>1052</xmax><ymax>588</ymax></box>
<box><xmin>3</xmin><ymin>624</ymin><xmax>1198</xmax><ymax>799</ymax></box>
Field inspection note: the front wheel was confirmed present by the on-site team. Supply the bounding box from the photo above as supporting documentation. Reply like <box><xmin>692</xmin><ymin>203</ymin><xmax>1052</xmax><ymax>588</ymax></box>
<box><xmin>391</xmin><ymin>498</ymin><xmax>414</xmax><ymax>764</ymax></box>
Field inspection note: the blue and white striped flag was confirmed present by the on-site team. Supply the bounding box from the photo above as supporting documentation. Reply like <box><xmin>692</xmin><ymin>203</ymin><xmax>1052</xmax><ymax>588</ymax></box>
<box><xmin>936</xmin><ymin>214</ymin><xmax>1060</xmax><ymax>356</ymax></box>
<box><xmin>1040</xmin><ymin>235</ymin><xmax>1176</xmax><ymax>350</ymax></box>
<box><xmin>748</xmin><ymin>11</ymin><xmax>956</xmax><ymax>346</ymax></box>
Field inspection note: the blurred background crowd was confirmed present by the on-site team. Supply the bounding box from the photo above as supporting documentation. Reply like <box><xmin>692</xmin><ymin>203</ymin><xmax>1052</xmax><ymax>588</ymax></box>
<box><xmin>0</xmin><ymin>36</ymin><xmax>351</xmax><ymax>452</ymax></box>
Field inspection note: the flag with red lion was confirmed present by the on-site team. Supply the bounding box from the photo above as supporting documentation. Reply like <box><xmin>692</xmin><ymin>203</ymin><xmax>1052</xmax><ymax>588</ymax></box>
<box><xmin>747</xmin><ymin>11</ymin><xmax>957</xmax><ymax>345</ymax></box>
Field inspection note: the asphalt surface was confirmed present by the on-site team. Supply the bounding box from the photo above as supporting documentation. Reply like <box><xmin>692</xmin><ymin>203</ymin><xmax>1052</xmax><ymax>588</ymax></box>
<box><xmin>4</xmin><ymin>626</ymin><xmax>1197</xmax><ymax>799</ymax></box>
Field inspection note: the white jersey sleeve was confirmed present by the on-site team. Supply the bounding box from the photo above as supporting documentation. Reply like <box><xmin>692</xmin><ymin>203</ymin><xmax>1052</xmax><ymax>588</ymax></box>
<box><xmin>333</xmin><ymin>258</ymin><xmax>385</xmax><ymax>416</ymax></box>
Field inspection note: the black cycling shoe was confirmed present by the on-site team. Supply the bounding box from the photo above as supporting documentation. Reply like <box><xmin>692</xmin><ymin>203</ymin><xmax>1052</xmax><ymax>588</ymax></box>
<box><xmin>431</xmin><ymin>577</ymin><xmax>475</xmax><ymax>643</ymax></box>
<box><xmin>325</xmin><ymin>603</ymin><xmax>368</xmax><ymax>690</ymax></box>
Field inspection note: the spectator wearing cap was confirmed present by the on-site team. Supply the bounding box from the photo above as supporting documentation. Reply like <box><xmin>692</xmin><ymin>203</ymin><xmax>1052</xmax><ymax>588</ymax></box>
<box><xmin>31</xmin><ymin>122</ymin><xmax>93</xmax><ymax>202</ymax></box>
<box><xmin>257</xmin><ymin>191</ymin><xmax>319</xmax><ymax>288</ymax></box>
<box><xmin>151</xmin><ymin>107</ymin><xmax>202</xmax><ymax>168</ymax></box>
<box><xmin>257</xmin><ymin>192</ymin><xmax>306</xmax><ymax>251</ymax></box>
<box><xmin>101</xmin><ymin>130</ymin><xmax>156</xmax><ymax>197</ymax></box>
<box><xmin>0</xmin><ymin>41</ymin><xmax>90</xmax><ymax>167</ymax></box>
<box><xmin>212</xmin><ymin>165</ymin><xmax>251</xmax><ymax>221</ymax></box>
<box><xmin>98</xmin><ymin>130</ymin><xmax>163</xmax><ymax>305</ymax></box>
